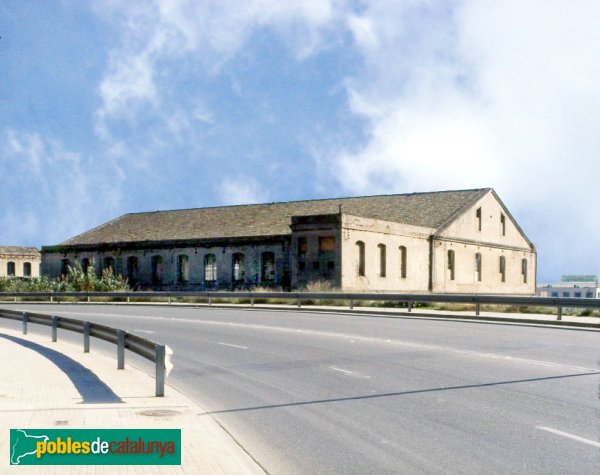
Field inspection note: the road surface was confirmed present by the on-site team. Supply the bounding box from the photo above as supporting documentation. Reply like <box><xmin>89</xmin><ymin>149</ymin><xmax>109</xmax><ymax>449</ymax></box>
<box><xmin>2</xmin><ymin>304</ymin><xmax>599</xmax><ymax>474</ymax></box>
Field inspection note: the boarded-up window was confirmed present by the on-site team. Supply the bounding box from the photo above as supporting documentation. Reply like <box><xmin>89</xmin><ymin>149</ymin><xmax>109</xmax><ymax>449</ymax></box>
<box><xmin>356</xmin><ymin>241</ymin><xmax>365</xmax><ymax>276</ymax></box>
<box><xmin>447</xmin><ymin>250</ymin><xmax>455</xmax><ymax>281</ymax></box>
<box><xmin>232</xmin><ymin>253</ymin><xmax>245</xmax><ymax>281</ymax></box>
<box><xmin>475</xmin><ymin>253</ymin><xmax>482</xmax><ymax>282</ymax></box>
<box><xmin>399</xmin><ymin>246</ymin><xmax>407</xmax><ymax>278</ymax></box>
<box><xmin>151</xmin><ymin>255</ymin><xmax>162</xmax><ymax>283</ymax></box>
<box><xmin>127</xmin><ymin>256</ymin><xmax>138</xmax><ymax>284</ymax></box>
<box><xmin>177</xmin><ymin>255</ymin><xmax>189</xmax><ymax>283</ymax></box>
<box><xmin>261</xmin><ymin>252</ymin><xmax>275</xmax><ymax>283</ymax></box>
<box><xmin>319</xmin><ymin>236</ymin><xmax>335</xmax><ymax>253</ymax></box>
<box><xmin>378</xmin><ymin>244</ymin><xmax>386</xmax><ymax>277</ymax></box>
<box><xmin>23</xmin><ymin>262</ymin><xmax>31</xmax><ymax>277</ymax></box>
<box><xmin>7</xmin><ymin>261</ymin><xmax>15</xmax><ymax>277</ymax></box>
<box><xmin>204</xmin><ymin>254</ymin><xmax>217</xmax><ymax>282</ymax></box>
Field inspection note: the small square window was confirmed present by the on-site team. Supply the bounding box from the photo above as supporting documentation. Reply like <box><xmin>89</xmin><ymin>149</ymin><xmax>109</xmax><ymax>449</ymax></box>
<box><xmin>313</xmin><ymin>261</ymin><xmax>320</xmax><ymax>270</ymax></box>
<box><xmin>586</xmin><ymin>292</ymin><xmax>593</xmax><ymax>298</ymax></box>
<box><xmin>551</xmin><ymin>292</ymin><xmax>558</xmax><ymax>297</ymax></box>
<box><xmin>574</xmin><ymin>292</ymin><xmax>581</xmax><ymax>298</ymax></box>
<box><xmin>298</xmin><ymin>261</ymin><xmax>306</xmax><ymax>271</ymax></box>
<box><xmin>327</xmin><ymin>261</ymin><xmax>334</xmax><ymax>270</ymax></box>
<box><xmin>562</xmin><ymin>292</ymin><xmax>570</xmax><ymax>297</ymax></box>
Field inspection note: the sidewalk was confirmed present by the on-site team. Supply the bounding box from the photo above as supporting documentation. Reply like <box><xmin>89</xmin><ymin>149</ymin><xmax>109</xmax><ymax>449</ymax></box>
<box><xmin>0</xmin><ymin>327</ymin><xmax>264</xmax><ymax>474</ymax></box>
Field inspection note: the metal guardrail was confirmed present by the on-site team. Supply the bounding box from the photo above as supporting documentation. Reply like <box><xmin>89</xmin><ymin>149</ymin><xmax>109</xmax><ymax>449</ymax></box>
<box><xmin>1</xmin><ymin>290</ymin><xmax>600</xmax><ymax>321</ymax></box>
<box><xmin>0</xmin><ymin>307</ymin><xmax>173</xmax><ymax>397</ymax></box>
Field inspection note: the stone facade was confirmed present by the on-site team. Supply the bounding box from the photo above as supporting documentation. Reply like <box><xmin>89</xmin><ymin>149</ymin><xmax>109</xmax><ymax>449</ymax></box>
<box><xmin>0</xmin><ymin>246</ymin><xmax>41</xmax><ymax>278</ymax></box>
<box><xmin>41</xmin><ymin>189</ymin><xmax>536</xmax><ymax>294</ymax></box>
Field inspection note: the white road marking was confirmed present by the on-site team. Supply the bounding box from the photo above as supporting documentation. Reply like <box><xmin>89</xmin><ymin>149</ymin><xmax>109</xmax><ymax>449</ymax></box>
<box><xmin>536</xmin><ymin>426</ymin><xmax>600</xmax><ymax>448</ymax></box>
<box><xmin>132</xmin><ymin>329</ymin><xmax>155</xmax><ymax>335</ymax></box>
<box><xmin>329</xmin><ymin>366</ymin><xmax>371</xmax><ymax>378</ymax></box>
<box><xmin>217</xmin><ymin>342</ymin><xmax>248</xmax><ymax>350</ymax></box>
<box><xmin>36</xmin><ymin>309</ymin><xmax>600</xmax><ymax>373</ymax></box>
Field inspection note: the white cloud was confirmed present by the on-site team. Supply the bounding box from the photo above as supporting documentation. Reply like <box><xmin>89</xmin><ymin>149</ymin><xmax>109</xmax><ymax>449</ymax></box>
<box><xmin>216</xmin><ymin>177</ymin><xmax>269</xmax><ymax>205</ymax></box>
<box><xmin>330</xmin><ymin>1</ymin><xmax>600</xmax><ymax>279</ymax></box>
<box><xmin>0</xmin><ymin>130</ymin><xmax>121</xmax><ymax>245</ymax></box>
<box><xmin>94</xmin><ymin>0</ymin><xmax>345</xmax><ymax>136</ymax></box>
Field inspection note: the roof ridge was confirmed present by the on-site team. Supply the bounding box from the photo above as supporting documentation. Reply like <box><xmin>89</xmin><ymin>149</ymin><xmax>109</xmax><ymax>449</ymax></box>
<box><xmin>127</xmin><ymin>188</ymin><xmax>490</xmax><ymax>215</ymax></box>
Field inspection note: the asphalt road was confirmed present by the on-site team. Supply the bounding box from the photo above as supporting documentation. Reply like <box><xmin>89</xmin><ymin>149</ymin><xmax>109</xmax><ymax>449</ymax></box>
<box><xmin>2</xmin><ymin>304</ymin><xmax>600</xmax><ymax>474</ymax></box>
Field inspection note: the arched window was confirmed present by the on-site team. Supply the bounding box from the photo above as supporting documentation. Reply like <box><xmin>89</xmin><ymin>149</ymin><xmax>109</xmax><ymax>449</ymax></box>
<box><xmin>356</xmin><ymin>241</ymin><xmax>365</xmax><ymax>276</ymax></box>
<box><xmin>81</xmin><ymin>258</ymin><xmax>90</xmax><ymax>272</ymax></box>
<box><xmin>151</xmin><ymin>255</ymin><xmax>163</xmax><ymax>284</ymax></box>
<box><xmin>7</xmin><ymin>261</ymin><xmax>15</xmax><ymax>277</ymax></box>
<box><xmin>127</xmin><ymin>256</ymin><xmax>139</xmax><ymax>284</ymax></box>
<box><xmin>499</xmin><ymin>255</ymin><xmax>506</xmax><ymax>283</ymax></box>
<box><xmin>177</xmin><ymin>255</ymin><xmax>189</xmax><ymax>283</ymax></box>
<box><xmin>261</xmin><ymin>252</ymin><xmax>275</xmax><ymax>283</ymax></box>
<box><xmin>475</xmin><ymin>253</ymin><xmax>482</xmax><ymax>282</ymax></box>
<box><xmin>23</xmin><ymin>262</ymin><xmax>31</xmax><ymax>277</ymax></box>
<box><xmin>60</xmin><ymin>259</ymin><xmax>70</xmax><ymax>276</ymax></box>
<box><xmin>378</xmin><ymin>244</ymin><xmax>386</xmax><ymax>277</ymax></box>
<box><xmin>447</xmin><ymin>250</ymin><xmax>455</xmax><ymax>281</ymax></box>
<box><xmin>521</xmin><ymin>258</ymin><xmax>528</xmax><ymax>284</ymax></box>
<box><xmin>103</xmin><ymin>257</ymin><xmax>115</xmax><ymax>274</ymax></box>
<box><xmin>232</xmin><ymin>253</ymin><xmax>245</xmax><ymax>281</ymax></box>
<box><xmin>204</xmin><ymin>254</ymin><xmax>217</xmax><ymax>282</ymax></box>
<box><xmin>399</xmin><ymin>246</ymin><xmax>407</xmax><ymax>278</ymax></box>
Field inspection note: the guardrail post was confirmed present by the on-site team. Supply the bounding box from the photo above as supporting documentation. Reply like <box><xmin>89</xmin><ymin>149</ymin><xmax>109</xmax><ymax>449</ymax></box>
<box><xmin>208</xmin><ymin>294</ymin><xmax>212</xmax><ymax>306</ymax></box>
<box><xmin>14</xmin><ymin>295</ymin><xmax>17</xmax><ymax>303</ymax></box>
<box><xmin>557</xmin><ymin>306</ymin><xmax>562</xmax><ymax>321</ymax></box>
<box><xmin>250</xmin><ymin>296</ymin><xmax>254</xmax><ymax>307</ymax></box>
<box><xmin>51</xmin><ymin>316</ymin><xmax>59</xmax><ymax>342</ymax></box>
<box><xmin>407</xmin><ymin>302</ymin><xmax>412</xmax><ymax>313</ymax></box>
<box><xmin>475</xmin><ymin>303</ymin><xmax>480</xmax><ymax>316</ymax></box>
<box><xmin>117</xmin><ymin>330</ymin><xmax>125</xmax><ymax>369</ymax></box>
<box><xmin>127</xmin><ymin>295</ymin><xmax>130</xmax><ymax>304</ymax></box>
<box><xmin>297</xmin><ymin>295</ymin><xmax>301</xmax><ymax>308</ymax></box>
<box><xmin>155</xmin><ymin>345</ymin><xmax>166</xmax><ymax>397</ymax></box>
<box><xmin>83</xmin><ymin>322</ymin><xmax>90</xmax><ymax>353</ymax></box>
<box><xmin>87</xmin><ymin>293</ymin><xmax>90</xmax><ymax>303</ymax></box>
<box><xmin>50</xmin><ymin>293</ymin><xmax>54</xmax><ymax>303</ymax></box>
<box><xmin>349</xmin><ymin>299</ymin><xmax>353</xmax><ymax>310</ymax></box>
<box><xmin>22</xmin><ymin>312</ymin><xmax>28</xmax><ymax>335</ymax></box>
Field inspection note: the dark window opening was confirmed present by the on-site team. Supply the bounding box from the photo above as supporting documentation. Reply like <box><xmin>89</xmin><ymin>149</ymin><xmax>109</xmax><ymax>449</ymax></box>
<box><xmin>327</xmin><ymin>261</ymin><xmax>335</xmax><ymax>270</ymax></box>
<box><xmin>312</xmin><ymin>261</ymin><xmax>320</xmax><ymax>270</ymax></box>
<box><xmin>81</xmin><ymin>258</ymin><xmax>90</xmax><ymax>272</ymax></box>
<box><xmin>177</xmin><ymin>254</ymin><xmax>189</xmax><ymax>283</ymax></box>
<box><xmin>475</xmin><ymin>253</ymin><xmax>482</xmax><ymax>282</ymax></box>
<box><xmin>7</xmin><ymin>261</ymin><xmax>16</xmax><ymax>277</ymax></box>
<box><xmin>476</xmin><ymin>207</ymin><xmax>482</xmax><ymax>231</ymax></box>
<box><xmin>23</xmin><ymin>262</ymin><xmax>31</xmax><ymax>277</ymax></box>
<box><xmin>501</xmin><ymin>213</ymin><xmax>506</xmax><ymax>236</ymax></box>
<box><xmin>399</xmin><ymin>246</ymin><xmax>407</xmax><ymax>278</ymax></box>
<box><xmin>261</xmin><ymin>252</ymin><xmax>275</xmax><ymax>283</ymax></box>
<box><xmin>127</xmin><ymin>256</ymin><xmax>138</xmax><ymax>284</ymax></box>
<box><xmin>378</xmin><ymin>244</ymin><xmax>386</xmax><ymax>277</ymax></box>
<box><xmin>356</xmin><ymin>241</ymin><xmax>365</xmax><ymax>276</ymax></box>
<box><xmin>298</xmin><ymin>261</ymin><xmax>306</xmax><ymax>271</ymax></box>
<box><xmin>499</xmin><ymin>256</ymin><xmax>506</xmax><ymax>283</ymax></box>
<box><xmin>447</xmin><ymin>250</ymin><xmax>455</xmax><ymax>281</ymax></box>
<box><xmin>60</xmin><ymin>259</ymin><xmax>70</xmax><ymax>276</ymax></box>
<box><xmin>298</xmin><ymin>237</ymin><xmax>308</xmax><ymax>255</ymax></box>
<box><xmin>232</xmin><ymin>253</ymin><xmax>245</xmax><ymax>281</ymax></box>
<box><xmin>521</xmin><ymin>258</ymin><xmax>527</xmax><ymax>284</ymax></box>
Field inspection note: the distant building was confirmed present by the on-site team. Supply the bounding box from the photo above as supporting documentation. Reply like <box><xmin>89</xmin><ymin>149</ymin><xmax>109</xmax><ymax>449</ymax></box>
<box><xmin>0</xmin><ymin>246</ymin><xmax>41</xmax><ymax>278</ymax></box>
<box><xmin>537</xmin><ymin>275</ymin><xmax>598</xmax><ymax>298</ymax></box>
<box><xmin>41</xmin><ymin>188</ymin><xmax>536</xmax><ymax>294</ymax></box>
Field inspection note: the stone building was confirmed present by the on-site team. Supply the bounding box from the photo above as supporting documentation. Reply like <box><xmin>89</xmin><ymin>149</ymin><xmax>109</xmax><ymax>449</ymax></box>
<box><xmin>0</xmin><ymin>246</ymin><xmax>41</xmax><ymax>278</ymax></box>
<box><xmin>41</xmin><ymin>188</ymin><xmax>536</xmax><ymax>294</ymax></box>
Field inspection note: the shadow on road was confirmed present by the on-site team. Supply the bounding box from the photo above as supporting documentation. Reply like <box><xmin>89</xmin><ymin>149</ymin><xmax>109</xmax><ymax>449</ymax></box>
<box><xmin>200</xmin><ymin>371</ymin><xmax>599</xmax><ymax>415</ymax></box>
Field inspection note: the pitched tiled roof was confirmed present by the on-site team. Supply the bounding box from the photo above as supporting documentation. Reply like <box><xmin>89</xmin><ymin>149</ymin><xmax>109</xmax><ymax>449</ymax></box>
<box><xmin>59</xmin><ymin>189</ymin><xmax>490</xmax><ymax>246</ymax></box>
<box><xmin>0</xmin><ymin>246</ymin><xmax>40</xmax><ymax>256</ymax></box>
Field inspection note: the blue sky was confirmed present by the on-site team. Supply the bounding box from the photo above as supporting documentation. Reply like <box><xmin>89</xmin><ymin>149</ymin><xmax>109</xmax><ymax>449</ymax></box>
<box><xmin>1</xmin><ymin>0</ymin><xmax>599</xmax><ymax>282</ymax></box>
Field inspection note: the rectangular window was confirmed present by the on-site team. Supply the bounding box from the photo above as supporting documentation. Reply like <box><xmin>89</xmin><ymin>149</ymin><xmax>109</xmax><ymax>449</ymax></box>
<box><xmin>500</xmin><ymin>213</ymin><xmax>506</xmax><ymax>236</ymax></box>
<box><xmin>586</xmin><ymin>292</ymin><xmax>593</xmax><ymax>298</ymax></box>
<box><xmin>327</xmin><ymin>261</ymin><xmax>334</xmax><ymax>270</ymax></box>
<box><xmin>298</xmin><ymin>261</ymin><xmax>306</xmax><ymax>271</ymax></box>
<box><xmin>551</xmin><ymin>292</ymin><xmax>558</xmax><ymax>297</ymax></box>
<box><xmin>298</xmin><ymin>237</ymin><xmax>307</xmax><ymax>255</ymax></box>
<box><xmin>312</xmin><ymin>261</ymin><xmax>320</xmax><ymax>270</ymax></box>
<box><xmin>319</xmin><ymin>236</ymin><xmax>335</xmax><ymax>253</ymax></box>
<box><xmin>476</xmin><ymin>207</ymin><xmax>482</xmax><ymax>231</ymax></box>
<box><xmin>562</xmin><ymin>292</ymin><xmax>570</xmax><ymax>297</ymax></box>
<box><xmin>574</xmin><ymin>292</ymin><xmax>582</xmax><ymax>298</ymax></box>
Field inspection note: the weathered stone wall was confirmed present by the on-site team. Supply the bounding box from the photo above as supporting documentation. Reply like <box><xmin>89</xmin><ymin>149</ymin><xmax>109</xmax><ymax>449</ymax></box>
<box><xmin>0</xmin><ymin>254</ymin><xmax>40</xmax><ymax>278</ymax></box>
<box><xmin>340</xmin><ymin>215</ymin><xmax>433</xmax><ymax>292</ymax></box>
